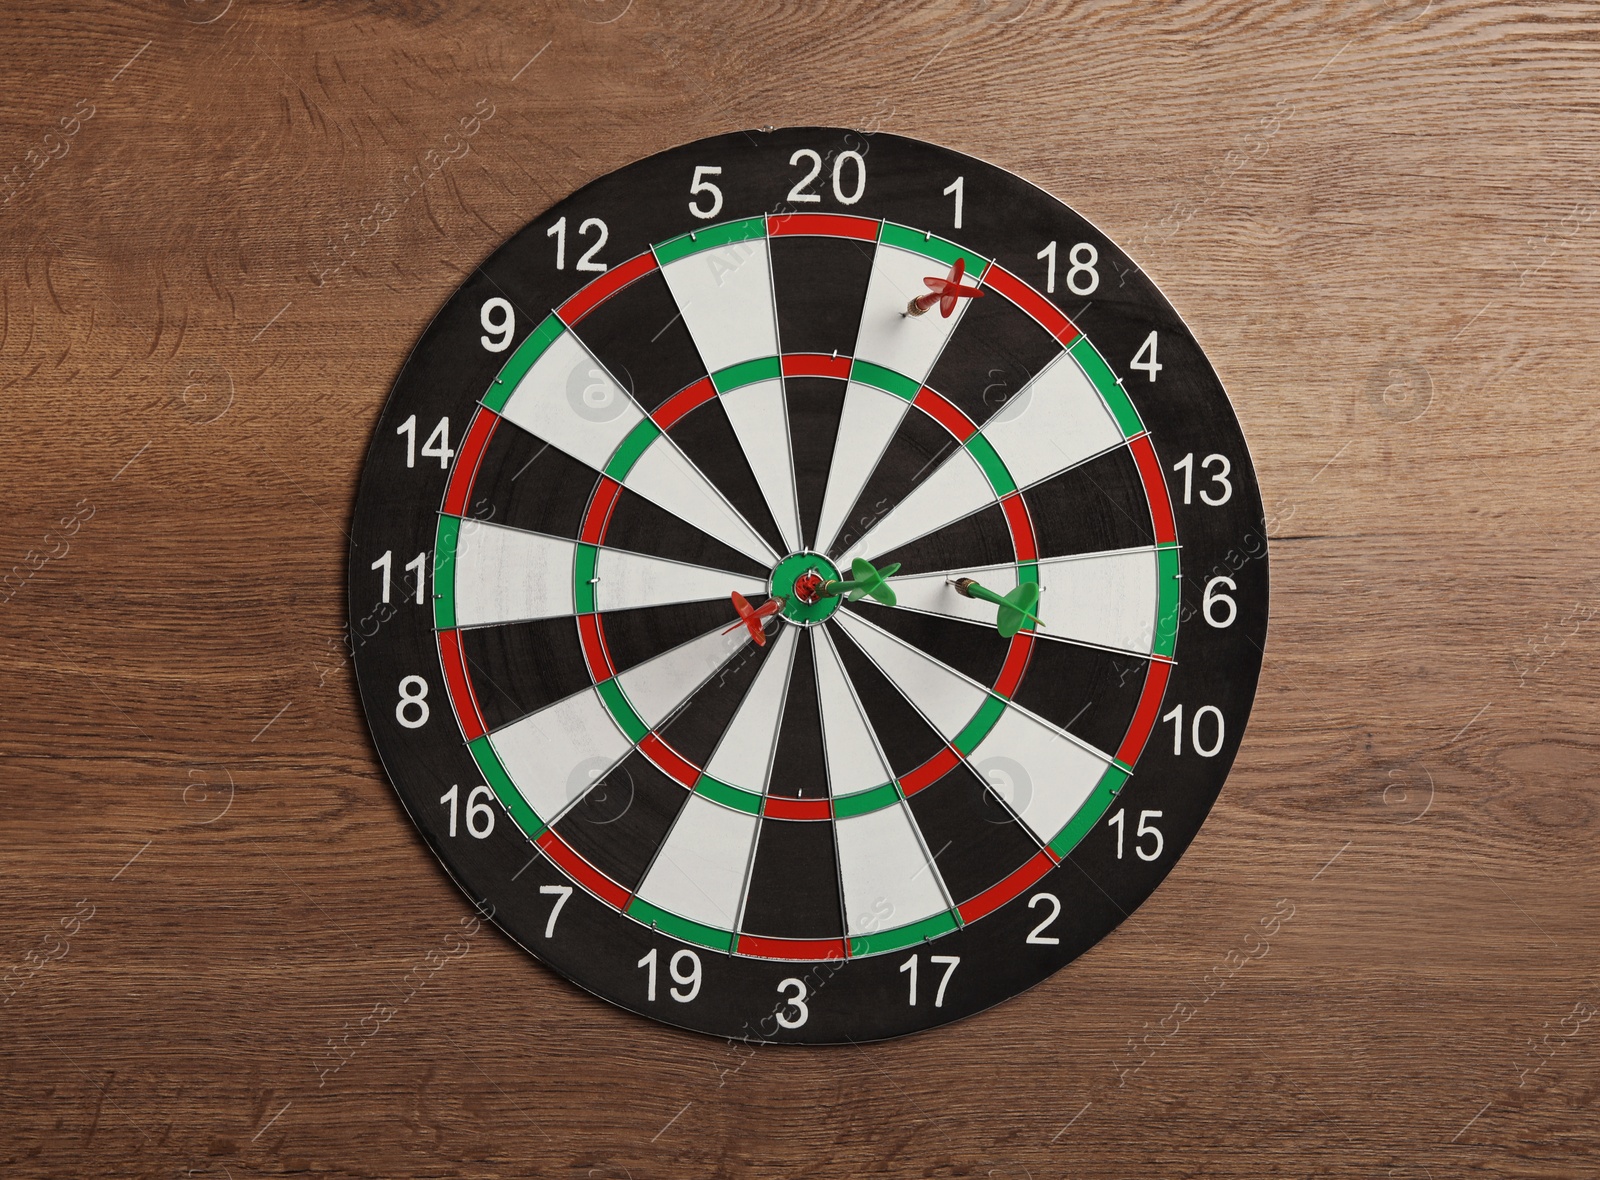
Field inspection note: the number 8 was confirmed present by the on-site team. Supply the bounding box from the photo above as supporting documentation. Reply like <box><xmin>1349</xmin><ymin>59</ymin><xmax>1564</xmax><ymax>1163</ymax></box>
<box><xmin>396</xmin><ymin>675</ymin><xmax>430</xmax><ymax>728</ymax></box>
<box><xmin>1066</xmin><ymin>242</ymin><xmax>1099</xmax><ymax>295</ymax></box>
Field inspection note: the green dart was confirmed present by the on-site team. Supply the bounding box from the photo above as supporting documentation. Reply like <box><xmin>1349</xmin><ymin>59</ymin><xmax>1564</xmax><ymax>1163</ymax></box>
<box><xmin>819</xmin><ymin>558</ymin><xmax>902</xmax><ymax>606</ymax></box>
<box><xmin>952</xmin><ymin>577</ymin><xmax>1044</xmax><ymax>638</ymax></box>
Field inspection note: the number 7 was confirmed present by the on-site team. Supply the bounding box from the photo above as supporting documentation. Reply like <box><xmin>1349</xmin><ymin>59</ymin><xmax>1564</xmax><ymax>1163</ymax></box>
<box><xmin>539</xmin><ymin>884</ymin><xmax>572</xmax><ymax>938</ymax></box>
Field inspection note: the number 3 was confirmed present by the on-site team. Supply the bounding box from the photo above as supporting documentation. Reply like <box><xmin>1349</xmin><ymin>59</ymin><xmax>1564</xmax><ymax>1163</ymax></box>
<box><xmin>775</xmin><ymin>977</ymin><xmax>809</xmax><ymax>1028</ymax></box>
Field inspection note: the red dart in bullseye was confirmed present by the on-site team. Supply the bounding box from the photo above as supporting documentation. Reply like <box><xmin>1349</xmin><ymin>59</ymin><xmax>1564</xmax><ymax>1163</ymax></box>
<box><xmin>906</xmin><ymin>257</ymin><xmax>985</xmax><ymax>318</ymax></box>
<box><xmin>723</xmin><ymin>591</ymin><xmax>783</xmax><ymax>646</ymax></box>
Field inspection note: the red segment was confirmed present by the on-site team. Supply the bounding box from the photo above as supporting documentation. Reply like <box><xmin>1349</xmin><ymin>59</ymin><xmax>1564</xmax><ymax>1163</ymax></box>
<box><xmin>640</xmin><ymin>734</ymin><xmax>698</xmax><ymax>788</ymax></box>
<box><xmin>762</xmin><ymin>795</ymin><xmax>832</xmax><ymax>820</ymax></box>
<box><xmin>958</xmin><ymin>849</ymin><xmax>1058</xmax><ymax>924</ymax></box>
<box><xmin>557</xmin><ymin>252</ymin><xmax>659</xmax><ymax>326</ymax></box>
<box><xmin>782</xmin><ymin>353</ymin><xmax>853</xmax><ymax>380</ymax></box>
<box><xmin>1128</xmin><ymin>434</ymin><xmax>1178</xmax><ymax>544</ymax></box>
<box><xmin>651</xmin><ymin>377</ymin><xmax>716</xmax><ymax>430</ymax></box>
<box><xmin>442</xmin><ymin>408</ymin><xmax>499</xmax><ymax>517</ymax></box>
<box><xmin>577</xmin><ymin>613</ymin><xmax>613</xmax><ymax>681</ymax></box>
<box><xmin>912</xmin><ymin>387</ymin><xmax>977</xmax><ymax>442</ymax></box>
<box><xmin>537</xmin><ymin>830</ymin><xmax>631</xmax><ymax>910</ymax></box>
<box><xmin>436</xmin><ymin>628</ymin><xmax>486</xmax><ymax>742</ymax></box>
<box><xmin>1116</xmin><ymin>660</ymin><xmax>1172</xmax><ymax>766</ymax></box>
<box><xmin>999</xmin><ymin>493</ymin><xmax>1038</xmax><ymax>562</ymax></box>
<box><xmin>900</xmin><ymin>746</ymin><xmax>961</xmax><ymax>796</ymax></box>
<box><xmin>982</xmin><ymin>264</ymin><xmax>1081</xmax><ymax>346</ymax></box>
<box><xmin>736</xmin><ymin>933</ymin><xmax>848</xmax><ymax>961</ymax></box>
<box><xmin>579</xmin><ymin>477</ymin><xmax>622</xmax><ymax>546</ymax></box>
<box><xmin>766</xmin><ymin>213</ymin><xmax>879</xmax><ymax>241</ymax></box>
<box><xmin>994</xmin><ymin>631</ymin><xmax>1034</xmax><ymax>698</ymax></box>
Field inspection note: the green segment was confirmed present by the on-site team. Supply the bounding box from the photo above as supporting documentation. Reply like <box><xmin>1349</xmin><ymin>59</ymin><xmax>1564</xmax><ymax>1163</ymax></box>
<box><xmin>603</xmin><ymin>418</ymin><xmax>661</xmax><ymax>480</ymax></box>
<box><xmin>849</xmin><ymin>359</ymin><xmax>920</xmax><ymax>400</ymax></box>
<box><xmin>1047</xmin><ymin>763</ymin><xmax>1130</xmax><ymax>859</ymax></box>
<box><xmin>711</xmin><ymin>355</ymin><xmax>782</xmax><ymax>393</ymax></box>
<box><xmin>484</xmin><ymin>314</ymin><xmax>564</xmax><ymax>412</ymax></box>
<box><xmin>878</xmin><ymin>222</ymin><xmax>989</xmax><ymax>277</ymax></box>
<box><xmin>574</xmin><ymin>543</ymin><xmax>598</xmax><ymax>614</ymax></box>
<box><xmin>1070</xmin><ymin>336</ymin><xmax>1143</xmax><ymax>437</ymax></box>
<box><xmin>694</xmin><ymin>774</ymin><xmax>762</xmax><ymax>815</ymax></box>
<box><xmin>627</xmin><ymin>896</ymin><xmax>735</xmax><ymax>952</ymax></box>
<box><xmin>1153</xmin><ymin>545</ymin><xmax>1181</xmax><ymax>657</ymax></box>
<box><xmin>469</xmin><ymin>735</ymin><xmax>546</xmax><ymax>838</ymax></box>
<box><xmin>1018</xmin><ymin>560</ymin><xmax>1040</xmax><ymax>586</ymax></box>
<box><xmin>953</xmin><ymin>694</ymin><xmax>1009</xmax><ymax>755</ymax></box>
<box><xmin>432</xmin><ymin>514</ymin><xmax>461</xmax><ymax>629</ymax></box>
<box><xmin>653</xmin><ymin>215</ymin><xmax>767</xmax><ymax>266</ymax></box>
<box><xmin>849</xmin><ymin>908</ymin><xmax>962</xmax><ymax>958</ymax></box>
<box><xmin>832</xmin><ymin>780</ymin><xmax>901</xmax><ymax>819</ymax></box>
<box><xmin>595</xmin><ymin>679</ymin><xmax>648</xmax><ymax>743</ymax></box>
<box><xmin>771</xmin><ymin>551</ymin><xmax>841</xmax><ymax>625</ymax></box>
<box><xmin>965</xmin><ymin>434</ymin><xmax>1016</xmax><ymax>496</ymax></box>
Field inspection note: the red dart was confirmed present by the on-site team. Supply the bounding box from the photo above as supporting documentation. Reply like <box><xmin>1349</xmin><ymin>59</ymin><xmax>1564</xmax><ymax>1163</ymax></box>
<box><xmin>723</xmin><ymin>591</ymin><xmax>783</xmax><ymax>646</ymax></box>
<box><xmin>907</xmin><ymin>257</ymin><xmax>985</xmax><ymax>318</ymax></box>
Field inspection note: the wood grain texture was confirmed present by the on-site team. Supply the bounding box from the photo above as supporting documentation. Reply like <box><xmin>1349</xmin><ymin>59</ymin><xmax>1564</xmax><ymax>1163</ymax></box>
<box><xmin>3</xmin><ymin>0</ymin><xmax>1598</xmax><ymax>1175</ymax></box>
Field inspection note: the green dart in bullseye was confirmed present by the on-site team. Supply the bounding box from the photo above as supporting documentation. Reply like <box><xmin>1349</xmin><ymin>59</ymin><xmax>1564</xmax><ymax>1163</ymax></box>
<box><xmin>952</xmin><ymin>577</ymin><xmax>1044</xmax><ymax>639</ymax></box>
<box><xmin>818</xmin><ymin>558</ymin><xmax>902</xmax><ymax>606</ymax></box>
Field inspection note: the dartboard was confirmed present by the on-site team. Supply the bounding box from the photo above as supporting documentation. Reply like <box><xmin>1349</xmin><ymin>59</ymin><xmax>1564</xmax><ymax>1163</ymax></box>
<box><xmin>350</xmin><ymin>128</ymin><xmax>1268</xmax><ymax>1042</ymax></box>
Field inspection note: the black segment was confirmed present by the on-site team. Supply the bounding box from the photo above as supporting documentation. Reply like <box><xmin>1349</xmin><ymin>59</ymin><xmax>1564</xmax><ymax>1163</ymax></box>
<box><xmin>604</xmin><ymin>485</ymin><xmax>769</xmax><ymax>580</ymax></box>
<box><xmin>767</xmin><ymin>630</ymin><xmax>827</xmax><ymax>798</ymax></box>
<box><xmin>553</xmin><ymin>751</ymin><xmax>689</xmax><ymax>892</ymax></box>
<box><xmin>658</xmin><ymin>639</ymin><xmax>774</xmax><ymax>767</ymax></box>
<box><xmin>1010</xmin><ymin>637</ymin><xmax>1147</xmax><ymax>756</ymax></box>
<box><xmin>739</xmin><ymin>817</ymin><xmax>843</xmax><ymax>941</ymax></box>
<box><xmin>904</xmin><ymin>763</ymin><xmax>1040</xmax><ymax>905</ymax></box>
<box><xmin>785</xmin><ymin>376</ymin><xmax>848</xmax><ymax>550</ymax></box>
<box><xmin>872</xmin><ymin>502</ymin><xmax>1013</xmax><ymax>576</ymax></box>
<box><xmin>665</xmin><ymin>397</ymin><xmax>787</xmax><ymax>558</ymax></box>
<box><xmin>769</xmin><ymin>233</ymin><xmax>876</xmax><ymax>356</ymax></box>
<box><xmin>460</xmin><ymin>618</ymin><xmax>590</xmax><ymax>732</ymax></box>
<box><xmin>924</xmin><ymin>290</ymin><xmax>1061</xmax><ymax>430</ymax></box>
<box><xmin>572</xmin><ymin>271</ymin><xmax>706</xmax><ymax>413</ymax></box>
<box><xmin>600</xmin><ymin>600</ymin><xmax>738</xmax><ymax>679</ymax></box>
<box><xmin>465</xmin><ymin>421</ymin><xmax>598</xmax><ymax>539</ymax></box>
<box><xmin>825</xmin><ymin>622</ymin><xmax>945</xmax><ymax>776</ymax></box>
<box><xmin>829</xmin><ymin>407</ymin><xmax>955</xmax><ymax>560</ymax></box>
<box><xmin>1023</xmin><ymin>445</ymin><xmax>1153</xmax><ymax>559</ymax></box>
<box><xmin>845</xmin><ymin>601</ymin><xmax>1008</xmax><ymax>688</ymax></box>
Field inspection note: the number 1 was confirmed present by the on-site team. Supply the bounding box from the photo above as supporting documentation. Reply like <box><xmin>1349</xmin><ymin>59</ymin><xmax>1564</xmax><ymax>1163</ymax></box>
<box><xmin>1037</xmin><ymin>240</ymin><xmax>1057</xmax><ymax>293</ymax></box>
<box><xmin>944</xmin><ymin>176</ymin><xmax>964</xmax><ymax>229</ymax></box>
<box><xmin>371</xmin><ymin>550</ymin><xmax>391</xmax><ymax>603</ymax></box>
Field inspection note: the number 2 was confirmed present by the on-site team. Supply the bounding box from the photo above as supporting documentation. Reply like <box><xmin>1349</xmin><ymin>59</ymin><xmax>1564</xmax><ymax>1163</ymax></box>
<box><xmin>1026</xmin><ymin>892</ymin><xmax>1061</xmax><ymax>944</ymax></box>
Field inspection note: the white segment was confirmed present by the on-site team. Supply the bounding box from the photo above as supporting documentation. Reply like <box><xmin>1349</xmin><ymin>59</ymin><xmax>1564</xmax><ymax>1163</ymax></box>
<box><xmin>489</xmin><ymin>687</ymin><xmax>631</xmax><ymax>823</ymax></box>
<box><xmin>720</xmin><ymin>378</ymin><xmax>802</xmax><ymax>551</ymax></box>
<box><xmin>813</xmin><ymin>628</ymin><xmax>893</xmax><ymax>795</ymax></box>
<box><xmin>624</xmin><ymin>439</ymin><xmax>777</xmax><ymax>567</ymax></box>
<box><xmin>1037</xmin><ymin>548</ymin><xmax>1160</xmax><ymax>654</ymax></box>
<box><xmin>852</xmin><ymin>244</ymin><xmax>974</xmax><ymax>383</ymax></box>
<box><xmin>813</xmin><ymin>384</ymin><xmax>909</xmax><ymax>553</ymax></box>
<box><xmin>658</xmin><ymin>239</ymin><xmax>779</xmax><ymax>372</ymax></box>
<box><xmin>836</xmin><ymin>805</ymin><xmax>950</xmax><ymax>936</ymax></box>
<box><xmin>617</xmin><ymin>624</ymin><xmax>751</xmax><ymax>731</ymax></box>
<box><xmin>635</xmin><ymin>792</ymin><xmax>760</xmax><ymax>931</ymax></box>
<box><xmin>965</xmin><ymin>704</ymin><xmax>1110</xmax><ymax>844</ymax></box>
<box><xmin>704</xmin><ymin>626</ymin><xmax>796</xmax><ymax>792</ymax></box>
<box><xmin>842</xmin><ymin>445</ymin><xmax>992</xmax><ymax>565</ymax></box>
<box><xmin>453</xmin><ymin>522</ymin><xmax>574</xmax><ymax>627</ymax></box>
<box><xmin>982</xmin><ymin>350</ymin><xmax>1126</xmax><ymax>490</ymax></box>
<box><xmin>834</xmin><ymin>611</ymin><xmax>988</xmax><ymax>740</ymax></box>
<box><xmin>498</xmin><ymin>330</ymin><xmax>643</xmax><ymax>470</ymax></box>
<box><xmin>592</xmin><ymin>547</ymin><xmax>765</xmax><ymax>613</ymax></box>
<box><xmin>885</xmin><ymin>565</ymin><xmax>1019</xmax><ymax>628</ymax></box>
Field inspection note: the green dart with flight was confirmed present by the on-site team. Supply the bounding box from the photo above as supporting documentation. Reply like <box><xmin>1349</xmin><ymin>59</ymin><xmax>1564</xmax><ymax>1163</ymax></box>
<box><xmin>818</xmin><ymin>557</ymin><xmax>901</xmax><ymax>606</ymax></box>
<box><xmin>951</xmin><ymin>577</ymin><xmax>1044</xmax><ymax>638</ymax></box>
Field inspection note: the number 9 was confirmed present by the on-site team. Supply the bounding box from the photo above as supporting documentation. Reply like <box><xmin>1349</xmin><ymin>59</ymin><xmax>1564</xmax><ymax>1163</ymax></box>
<box><xmin>480</xmin><ymin>297</ymin><xmax>514</xmax><ymax>353</ymax></box>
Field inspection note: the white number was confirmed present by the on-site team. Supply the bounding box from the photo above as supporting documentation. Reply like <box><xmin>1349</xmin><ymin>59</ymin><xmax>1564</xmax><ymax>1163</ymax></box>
<box><xmin>372</xmin><ymin>550</ymin><xmax>391</xmax><ymax>603</ymax></box>
<box><xmin>775</xmin><ymin>977</ymin><xmax>809</xmax><ymax>1028</ymax></box>
<box><xmin>396</xmin><ymin>414</ymin><xmax>416</xmax><ymax>466</ymax></box>
<box><xmin>1131</xmin><ymin>330</ymin><xmax>1162</xmax><ymax>381</ymax></box>
<box><xmin>396</xmin><ymin>675</ymin><xmax>429</xmax><ymax>728</ymax></box>
<box><xmin>688</xmin><ymin>165</ymin><xmax>723</xmax><ymax>219</ymax></box>
<box><xmin>1172</xmin><ymin>453</ymin><xmax>1233</xmax><ymax>505</ymax></box>
<box><xmin>1026</xmin><ymin>892</ymin><xmax>1061</xmax><ymax>944</ymax></box>
<box><xmin>899</xmin><ymin>953</ymin><xmax>917</xmax><ymax>1004</ymax></box>
<box><xmin>576</xmin><ymin>217</ymin><xmax>608</xmax><ymax>271</ymax></box>
<box><xmin>1066</xmin><ymin>242</ymin><xmax>1099</xmax><ymax>295</ymax></box>
<box><xmin>399</xmin><ymin>416</ymin><xmax>452</xmax><ymax>469</ymax></box>
<box><xmin>787</xmin><ymin>149</ymin><xmax>823</xmax><ymax>203</ymax></box>
<box><xmin>438</xmin><ymin>784</ymin><xmax>495</xmax><ymax>838</ymax></box>
<box><xmin>480</xmin><ymin>297</ymin><xmax>514</xmax><ymax>352</ymax></box>
<box><xmin>638</xmin><ymin>947</ymin><xmax>657</xmax><ymax>1001</ymax></box>
<box><xmin>1108</xmin><ymin>808</ymin><xmax>1164</xmax><ymax>860</ymax></box>
<box><xmin>1037</xmin><ymin>240</ymin><xmax>1057</xmax><ymax>293</ymax></box>
<box><xmin>547</xmin><ymin>216</ymin><xmax>566</xmax><ymax>269</ymax></box>
<box><xmin>539</xmin><ymin>884</ymin><xmax>572</xmax><ymax>938</ymax></box>
<box><xmin>1162</xmin><ymin>704</ymin><xmax>1225</xmax><ymax>757</ymax></box>
<box><xmin>943</xmin><ymin>175</ymin><xmax>964</xmax><ymax>228</ymax></box>
<box><xmin>900</xmin><ymin>954</ymin><xmax>960</xmax><ymax>1007</ymax></box>
<box><xmin>404</xmin><ymin>551</ymin><xmax>427</xmax><ymax>605</ymax></box>
<box><xmin>1202</xmin><ymin>575</ymin><xmax>1238</xmax><ymax>628</ymax></box>
<box><xmin>638</xmin><ymin>947</ymin><xmax>701</xmax><ymax>1002</ymax></box>
<box><xmin>831</xmin><ymin>150</ymin><xmax>866</xmax><ymax>204</ymax></box>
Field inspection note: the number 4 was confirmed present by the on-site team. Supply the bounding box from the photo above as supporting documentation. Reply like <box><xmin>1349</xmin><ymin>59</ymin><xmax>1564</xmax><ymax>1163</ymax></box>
<box><xmin>1131</xmin><ymin>330</ymin><xmax>1162</xmax><ymax>381</ymax></box>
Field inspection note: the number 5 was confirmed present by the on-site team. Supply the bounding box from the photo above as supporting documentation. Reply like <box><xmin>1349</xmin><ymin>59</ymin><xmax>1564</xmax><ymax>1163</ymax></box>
<box><xmin>688</xmin><ymin>165</ymin><xmax>723</xmax><ymax>220</ymax></box>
